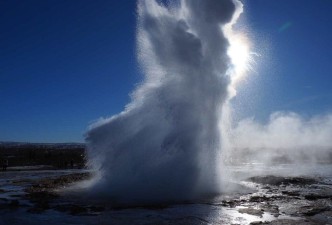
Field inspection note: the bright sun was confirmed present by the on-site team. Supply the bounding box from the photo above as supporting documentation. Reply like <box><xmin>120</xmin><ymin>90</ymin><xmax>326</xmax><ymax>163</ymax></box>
<box><xmin>227</xmin><ymin>35</ymin><xmax>252</xmax><ymax>84</ymax></box>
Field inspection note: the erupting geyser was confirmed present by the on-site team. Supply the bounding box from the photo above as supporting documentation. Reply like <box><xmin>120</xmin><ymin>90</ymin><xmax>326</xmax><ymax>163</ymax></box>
<box><xmin>86</xmin><ymin>0</ymin><xmax>245</xmax><ymax>205</ymax></box>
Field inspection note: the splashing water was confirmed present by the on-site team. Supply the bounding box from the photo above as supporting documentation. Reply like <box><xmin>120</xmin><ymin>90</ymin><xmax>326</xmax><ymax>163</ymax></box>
<box><xmin>86</xmin><ymin>0</ymin><xmax>246</xmax><ymax>206</ymax></box>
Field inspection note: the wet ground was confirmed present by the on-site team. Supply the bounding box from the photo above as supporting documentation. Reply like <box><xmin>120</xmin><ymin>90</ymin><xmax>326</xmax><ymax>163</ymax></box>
<box><xmin>0</xmin><ymin>165</ymin><xmax>331</xmax><ymax>225</ymax></box>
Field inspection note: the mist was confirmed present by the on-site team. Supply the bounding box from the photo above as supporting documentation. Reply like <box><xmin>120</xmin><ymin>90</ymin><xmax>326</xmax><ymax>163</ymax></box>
<box><xmin>228</xmin><ymin>112</ymin><xmax>332</xmax><ymax>166</ymax></box>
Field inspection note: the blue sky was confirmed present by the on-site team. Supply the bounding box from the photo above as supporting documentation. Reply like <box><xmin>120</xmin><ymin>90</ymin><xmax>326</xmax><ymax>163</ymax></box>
<box><xmin>235</xmin><ymin>0</ymin><xmax>332</xmax><ymax>121</ymax></box>
<box><xmin>1</xmin><ymin>0</ymin><xmax>331</xmax><ymax>143</ymax></box>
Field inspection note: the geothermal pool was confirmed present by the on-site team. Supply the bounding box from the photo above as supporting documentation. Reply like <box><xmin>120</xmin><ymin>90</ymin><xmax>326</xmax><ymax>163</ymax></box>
<box><xmin>0</xmin><ymin>164</ymin><xmax>331</xmax><ymax>225</ymax></box>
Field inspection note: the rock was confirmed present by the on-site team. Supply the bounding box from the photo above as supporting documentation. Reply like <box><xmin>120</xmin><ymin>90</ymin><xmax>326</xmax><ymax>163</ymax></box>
<box><xmin>299</xmin><ymin>205</ymin><xmax>329</xmax><ymax>216</ymax></box>
<box><xmin>304</xmin><ymin>194</ymin><xmax>331</xmax><ymax>201</ymax></box>
<box><xmin>250</xmin><ymin>195</ymin><xmax>270</xmax><ymax>202</ymax></box>
<box><xmin>281</xmin><ymin>191</ymin><xmax>300</xmax><ymax>197</ymax></box>
<box><xmin>262</xmin><ymin>204</ymin><xmax>279</xmax><ymax>215</ymax></box>
<box><xmin>247</xmin><ymin>176</ymin><xmax>317</xmax><ymax>186</ymax></box>
<box><xmin>221</xmin><ymin>200</ymin><xmax>239</xmax><ymax>208</ymax></box>
<box><xmin>238</xmin><ymin>207</ymin><xmax>264</xmax><ymax>217</ymax></box>
<box><xmin>255</xmin><ymin>219</ymin><xmax>317</xmax><ymax>225</ymax></box>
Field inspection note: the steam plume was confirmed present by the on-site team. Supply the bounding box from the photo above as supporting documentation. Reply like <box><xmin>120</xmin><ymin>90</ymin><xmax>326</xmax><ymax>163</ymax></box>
<box><xmin>86</xmin><ymin>0</ymin><xmax>242</xmax><ymax>205</ymax></box>
<box><xmin>229</xmin><ymin>112</ymin><xmax>332</xmax><ymax>165</ymax></box>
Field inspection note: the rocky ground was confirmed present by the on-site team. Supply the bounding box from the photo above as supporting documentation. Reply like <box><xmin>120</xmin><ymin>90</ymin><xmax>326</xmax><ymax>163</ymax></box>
<box><xmin>0</xmin><ymin>171</ymin><xmax>331</xmax><ymax>225</ymax></box>
<box><xmin>221</xmin><ymin>175</ymin><xmax>332</xmax><ymax>224</ymax></box>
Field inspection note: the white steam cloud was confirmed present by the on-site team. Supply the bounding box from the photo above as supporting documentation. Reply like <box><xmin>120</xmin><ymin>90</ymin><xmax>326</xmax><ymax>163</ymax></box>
<box><xmin>86</xmin><ymin>0</ymin><xmax>243</xmax><ymax>206</ymax></box>
<box><xmin>228</xmin><ymin>112</ymin><xmax>332</xmax><ymax>165</ymax></box>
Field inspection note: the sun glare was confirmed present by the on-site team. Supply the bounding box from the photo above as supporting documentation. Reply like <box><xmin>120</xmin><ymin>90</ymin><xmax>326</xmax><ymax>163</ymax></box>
<box><xmin>227</xmin><ymin>35</ymin><xmax>253</xmax><ymax>84</ymax></box>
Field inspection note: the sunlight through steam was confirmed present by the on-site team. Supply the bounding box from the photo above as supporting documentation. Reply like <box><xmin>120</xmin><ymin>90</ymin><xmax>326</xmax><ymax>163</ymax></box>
<box><xmin>228</xmin><ymin>37</ymin><xmax>250</xmax><ymax>76</ymax></box>
<box><xmin>227</xmin><ymin>35</ymin><xmax>252</xmax><ymax>84</ymax></box>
